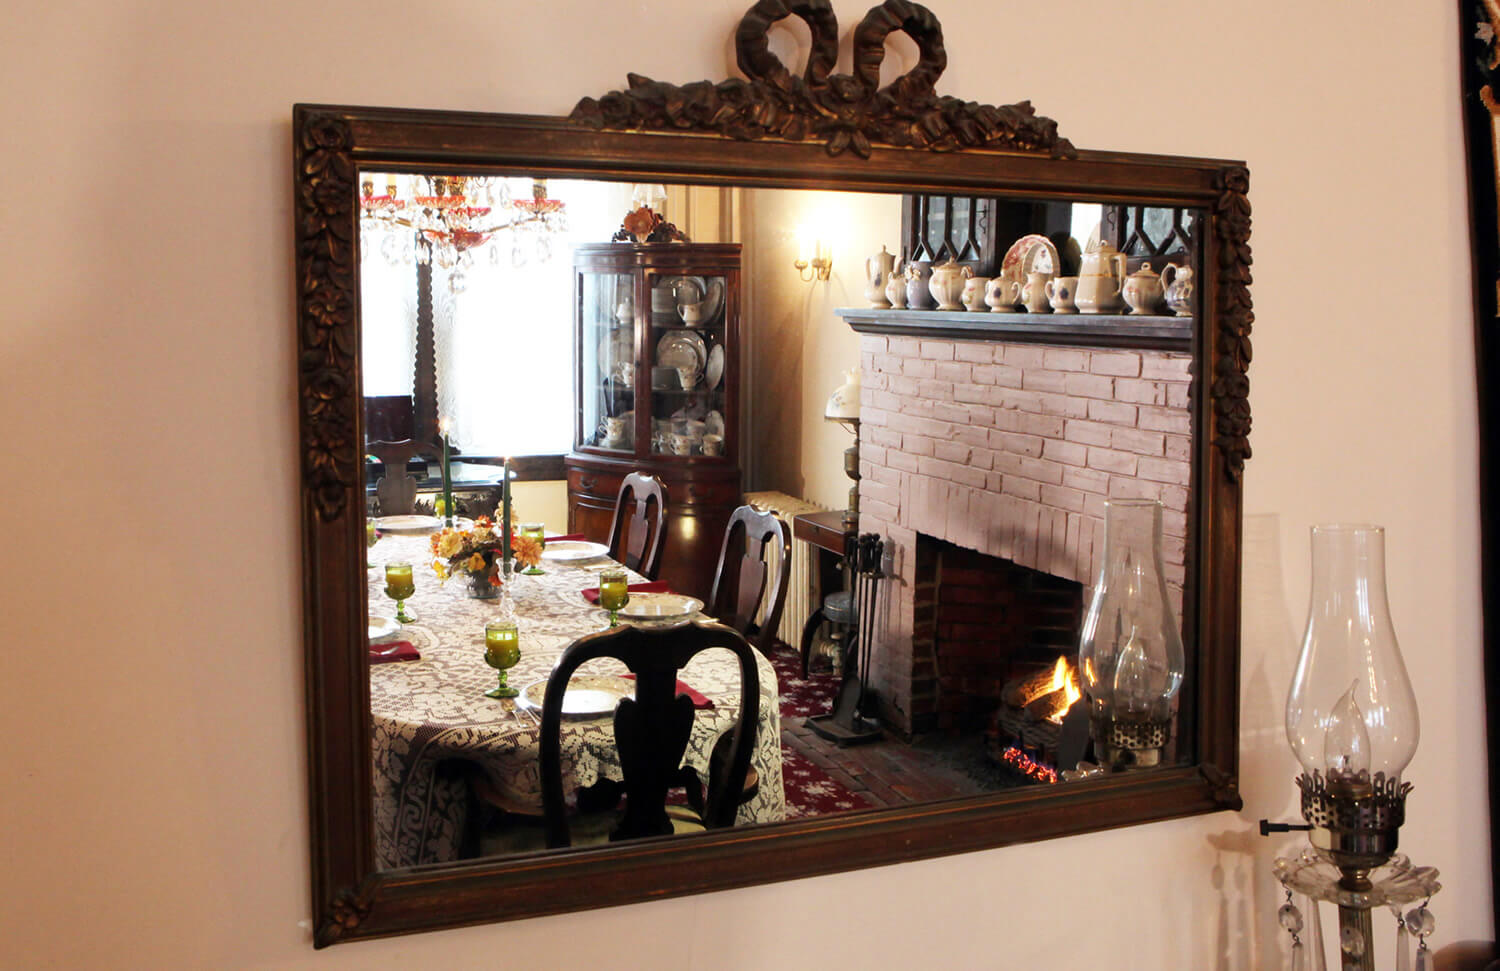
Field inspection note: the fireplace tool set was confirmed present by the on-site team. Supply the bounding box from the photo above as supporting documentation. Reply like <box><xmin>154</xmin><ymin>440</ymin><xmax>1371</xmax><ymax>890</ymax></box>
<box><xmin>807</xmin><ymin>533</ymin><xmax>884</xmax><ymax>746</ymax></box>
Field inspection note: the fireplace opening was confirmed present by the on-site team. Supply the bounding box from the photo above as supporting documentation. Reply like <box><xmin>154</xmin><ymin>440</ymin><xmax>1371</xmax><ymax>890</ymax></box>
<box><xmin>909</xmin><ymin>534</ymin><xmax>1087</xmax><ymax>782</ymax></box>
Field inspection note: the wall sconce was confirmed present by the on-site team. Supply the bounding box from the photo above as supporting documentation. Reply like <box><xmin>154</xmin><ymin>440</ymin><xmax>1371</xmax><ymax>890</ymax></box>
<box><xmin>794</xmin><ymin>227</ymin><xmax>833</xmax><ymax>282</ymax></box>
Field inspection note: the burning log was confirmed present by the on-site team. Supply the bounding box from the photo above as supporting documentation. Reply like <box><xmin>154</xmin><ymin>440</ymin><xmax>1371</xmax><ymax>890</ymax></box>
<box><xmin>1002</xmin><ymin>665</ymin><xmax>1061</xmax><ymax>708</ymax></box>
<box><xmin>1024</xmin><ymin>685</ymin><xmax>1076</xmax><ymax>723</ymax></box>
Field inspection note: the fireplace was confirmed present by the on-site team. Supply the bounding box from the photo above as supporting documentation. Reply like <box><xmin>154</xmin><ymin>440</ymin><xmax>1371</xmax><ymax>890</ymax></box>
<box><xmin>910</xmin><ymin>535</ymin><xmax>1084</xmax><ymax>734</ymax></box>
<box><xmin>856</xmin><ymin>334</ymin><xmax>1192</xmax><ymax>741</ymax></box>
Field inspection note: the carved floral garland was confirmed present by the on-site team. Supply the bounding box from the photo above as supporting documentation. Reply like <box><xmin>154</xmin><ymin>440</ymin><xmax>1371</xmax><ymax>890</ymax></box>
<box><xmin>572</xmin><ymin>0</ymin><xmax>1075</xmax><ymax>160</ymax></box>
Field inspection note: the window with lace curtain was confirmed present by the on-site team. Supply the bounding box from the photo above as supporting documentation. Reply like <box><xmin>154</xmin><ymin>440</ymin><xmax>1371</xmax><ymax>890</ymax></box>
<box><xmin>361</xmin><ymin>178</ymin><xmax>635</xmax><ymax>458</ymax></box>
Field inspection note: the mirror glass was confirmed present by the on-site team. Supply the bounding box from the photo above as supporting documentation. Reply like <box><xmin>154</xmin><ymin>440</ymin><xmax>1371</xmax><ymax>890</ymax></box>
<box><xmin>357</xmin><ymin>171</ymin><xmax>1203</xmax><ymax>871</ymax></box>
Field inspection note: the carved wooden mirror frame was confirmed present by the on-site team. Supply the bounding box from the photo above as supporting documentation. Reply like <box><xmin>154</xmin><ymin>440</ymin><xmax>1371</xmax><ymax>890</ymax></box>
<box><xmin>295</xmin><ymin>0</ymin><xmax>1251</xmax><ymax>946</ymax></box>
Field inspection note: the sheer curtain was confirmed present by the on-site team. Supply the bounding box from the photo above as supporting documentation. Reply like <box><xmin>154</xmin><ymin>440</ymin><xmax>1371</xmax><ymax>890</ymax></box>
<box><xmin>361</xmin><ymin>177</ymin><xmax>633</xmax><ymax>455</ymax></box>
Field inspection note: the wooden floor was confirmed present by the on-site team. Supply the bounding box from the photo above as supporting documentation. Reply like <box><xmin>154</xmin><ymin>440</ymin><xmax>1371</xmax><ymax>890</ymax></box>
<box><xmin>781</xmin><ymin>717</ymin><xmax>1011</xmax><ymax>808</ymax></box>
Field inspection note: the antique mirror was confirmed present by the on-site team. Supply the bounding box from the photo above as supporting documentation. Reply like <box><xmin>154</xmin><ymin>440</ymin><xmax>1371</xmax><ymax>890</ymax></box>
<box><xmin>296</xmin><ymin>0</ymin><xmax>1250</xmax><ymax>946</ymax></box>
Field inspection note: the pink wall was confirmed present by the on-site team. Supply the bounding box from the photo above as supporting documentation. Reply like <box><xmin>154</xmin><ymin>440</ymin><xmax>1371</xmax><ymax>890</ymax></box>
<box><xmin>0</xmin><ymin>0</ymin><xmax>1487</xmax><ymax>967</ymax></box>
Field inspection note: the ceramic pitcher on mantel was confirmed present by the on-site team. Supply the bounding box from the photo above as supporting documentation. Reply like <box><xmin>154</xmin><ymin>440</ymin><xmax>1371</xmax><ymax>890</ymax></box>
<box><xmin>1074</xmin><ymin>240</ymin><xmax>1128</xmax><ymax>314</ymax></box>
<box><xmin>865</xmin><ymin>246</ymin><xmax>898</xmax><ymax>308</ymax></box>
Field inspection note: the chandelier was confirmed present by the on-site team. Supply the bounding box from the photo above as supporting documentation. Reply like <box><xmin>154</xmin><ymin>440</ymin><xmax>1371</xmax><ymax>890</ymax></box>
<box><xmin>359</xmin><ymin>174</ymin><xmax>568</xmax><ymax>290</ymax></box>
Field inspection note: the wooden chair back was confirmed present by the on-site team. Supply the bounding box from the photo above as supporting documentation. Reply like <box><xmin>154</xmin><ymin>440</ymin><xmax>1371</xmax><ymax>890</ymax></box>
<box><xmin>366</xmin><ymin>439</ymin><xmax>428</xmax><ymax>516</ymax></box>
<box><xmin>539</xmin><ymin>621</ymin><xmax>759</xmax><ymax>848</ymax></box>
<box><xmin>708</xmin><ymin>505</ymin><xmax>792</xmax><ymax>656</ymax></box>
<box><xmin>607</xmin><ymin>472</ymin><xmax>668</xmax><ymax>580</ymax></box>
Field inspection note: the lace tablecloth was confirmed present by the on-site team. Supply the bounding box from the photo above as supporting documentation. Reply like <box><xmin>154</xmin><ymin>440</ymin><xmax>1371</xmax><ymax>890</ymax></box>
<box><xmin>368</xmin><ymin>532</ymin><xmax>785</xmax><ymax>869</ymax></box>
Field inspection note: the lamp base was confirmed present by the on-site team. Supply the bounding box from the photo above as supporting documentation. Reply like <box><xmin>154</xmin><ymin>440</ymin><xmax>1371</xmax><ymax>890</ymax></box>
<box><xmin>1091</xmin><ymin>713</ymin><xmax>1172</xmax><ymax>770</ymax></box>
<box><xmin>1297</xmin><ymin>770</ymin><xmax>1411</xmax><ymax>875</ymax></box>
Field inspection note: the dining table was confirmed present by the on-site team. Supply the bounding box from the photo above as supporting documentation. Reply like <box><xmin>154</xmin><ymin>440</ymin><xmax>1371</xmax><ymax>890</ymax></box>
<box><xmin>367</xmin><ymin>527</ymin><xmax>786</xmax><ymax>870</ymax></box>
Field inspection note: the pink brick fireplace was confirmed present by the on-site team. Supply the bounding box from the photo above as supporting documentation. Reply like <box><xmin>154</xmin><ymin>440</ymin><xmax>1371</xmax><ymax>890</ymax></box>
<box><xmin>856</xmin><ymin>334</ymin><xmax>1193</xmax><ymax>736</ymax></box>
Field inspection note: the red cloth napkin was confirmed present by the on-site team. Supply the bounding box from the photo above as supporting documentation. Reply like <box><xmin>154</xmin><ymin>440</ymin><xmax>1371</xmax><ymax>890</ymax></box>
<box><xmin>620</xmin><ymin>674</ymin><xmax>713</xmax><ymax>709</ymax></box>
<box><xmin>546</xmin><ymin>533</ymin><xmax>588</xmax><ymax>543</ymax></box>
<box><xmin>369</xmin><ymin>640</ymin><xmax>420</xmax><ymax>663</ymax></box>
<box><xmin>581</xmin><ymin>580</ymin><xmax>672</xmax><ymax>604</ymax></box>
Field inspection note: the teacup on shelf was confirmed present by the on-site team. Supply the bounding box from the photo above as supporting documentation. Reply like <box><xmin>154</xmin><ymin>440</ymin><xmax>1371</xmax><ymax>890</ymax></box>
<box><xmin>985</xmin><ymin>277</ymin><xmax>1020</xmax><ymax>312</ymax></box>
<box><xmin>676</xmin><ymin>366</ymin><xmax>699</xmax><ymax>390</ymax></box>
<box><xmin>701</xmin><ymin>434</ymin><xmax>724</xmax><ymax>457</ymax></box>
<box><xmin>1045</xmin><ymin>276</ymin><xmax>1079</xmax><ymax>314</ymax></box>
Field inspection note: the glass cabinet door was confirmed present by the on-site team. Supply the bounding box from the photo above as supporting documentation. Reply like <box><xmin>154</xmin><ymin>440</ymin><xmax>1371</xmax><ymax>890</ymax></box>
<box><xmin>579</xmin><ymin>270</ymin><xmax>635</xmax><ymax>452</ymax></box>
<box><xmin>647</xmin><ymin>272</ymin><xmax>728</xmax><ymax>458</ymax></box>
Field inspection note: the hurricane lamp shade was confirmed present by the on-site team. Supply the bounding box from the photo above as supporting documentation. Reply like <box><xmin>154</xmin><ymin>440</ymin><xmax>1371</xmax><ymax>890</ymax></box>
<box><xmin>1285</xmin><ymin>524</ymin><xmax>1419</xmax><ymax>783</ymax></box>
<box><xmin>1077</xmin><ymin>499</ymin><xmax>1185</xmax><ymax>768</ymax></box>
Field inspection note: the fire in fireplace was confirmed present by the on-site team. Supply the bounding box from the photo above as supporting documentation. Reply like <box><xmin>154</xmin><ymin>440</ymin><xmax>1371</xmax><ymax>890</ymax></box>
<box><xmin>992</xmin><ymin>656</ymin><xmax>1087</xmax><ymax>784</ymax></box>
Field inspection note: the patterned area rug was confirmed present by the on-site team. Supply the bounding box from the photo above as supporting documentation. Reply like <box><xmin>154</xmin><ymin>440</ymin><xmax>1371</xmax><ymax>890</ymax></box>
<box><xmin>769</xmin><ymin>643</ymin><xmax>873</xmax><ymax>818</ymax></box>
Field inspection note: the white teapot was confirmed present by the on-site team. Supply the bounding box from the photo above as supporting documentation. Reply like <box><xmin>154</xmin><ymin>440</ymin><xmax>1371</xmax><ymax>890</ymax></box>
<box><xmin>1122</xmin><ymin>263</ymin><xmax>1165</xmax><ymax>315</ymax></box>
<box><xmin>927</xmin><ymin>259</ymin><xmax>972</xmax><ymax>311</ymax></box>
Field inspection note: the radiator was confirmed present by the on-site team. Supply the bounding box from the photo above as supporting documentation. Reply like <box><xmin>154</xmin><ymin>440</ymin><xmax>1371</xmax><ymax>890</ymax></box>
<box><xmin>744</xmin><ymin>491</ymin><xmax>826</xmax><ymax>647</ymax></box>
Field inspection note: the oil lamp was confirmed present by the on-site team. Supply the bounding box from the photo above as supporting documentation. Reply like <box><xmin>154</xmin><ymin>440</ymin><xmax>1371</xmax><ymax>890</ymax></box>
<box><xmin>1268</xmin><ymin>524</ymin><xmax>1439</xmax><ymax>971</ymax></box>
<box><xmin>1285</xmin><ymin>524</ymin><xmax>1419</xmax><ymax>879</ymax></box>
<box><xmin>1076</xmin><ymin>498</ymin><xmax>1184</xmax><ymax>770</ymax></box>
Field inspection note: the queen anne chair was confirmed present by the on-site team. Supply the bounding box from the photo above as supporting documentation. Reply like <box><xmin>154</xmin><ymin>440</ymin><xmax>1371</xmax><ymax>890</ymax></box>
<box><xmin>707</xmin><ymin>504</ymin><xmax>792</xmax><ymax>657</ymax></box>
<box><xmin>539</xmin><ymin>620</ymin><xmax>760</xmax><ymax>848</ymax></box>
<box><xmin>606</xmin><ymin>472</ymin><xmax>668</xmax><ymax>580</ymax></box>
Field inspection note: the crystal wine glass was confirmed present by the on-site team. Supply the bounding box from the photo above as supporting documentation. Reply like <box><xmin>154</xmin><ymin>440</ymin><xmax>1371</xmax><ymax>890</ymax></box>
<box><xmin>384</xmin><ymin>561</ymin><xmax>417</xmax><ymax>623</ymax></box>
<box><xmin>598</xmin><ymin>567</ymin><xmax>630</xmax><ymax>628</ymax></box>
<box><xmin>484</xmin><ymin>620</ymin><xmax>521</xmax><ymax>698</ymax></box>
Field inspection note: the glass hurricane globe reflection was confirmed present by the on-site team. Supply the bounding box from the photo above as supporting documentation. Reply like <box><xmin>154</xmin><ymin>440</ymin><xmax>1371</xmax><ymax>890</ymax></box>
<box><xmin>1285</xmin><ymin>524</ymin><xmax>1419</xmax><ymax>782</ymax></box>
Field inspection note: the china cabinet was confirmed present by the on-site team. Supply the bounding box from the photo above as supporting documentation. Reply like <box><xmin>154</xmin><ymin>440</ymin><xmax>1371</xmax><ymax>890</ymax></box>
<box><xmin>565</xmin><ymin>242</ymin><xmax>742</xmax><ymax>601</ymax></box>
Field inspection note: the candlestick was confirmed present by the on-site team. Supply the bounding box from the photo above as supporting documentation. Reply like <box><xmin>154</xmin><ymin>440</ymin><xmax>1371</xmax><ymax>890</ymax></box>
<box><xmin>438</xmin><ymin>416</ymin><xmax>454</xmax><ymax>528</ymax></box>
<box><xmin>501</xmin><ymin>456</ymin><xmax>513</xmax><ymax>564</ymax></box>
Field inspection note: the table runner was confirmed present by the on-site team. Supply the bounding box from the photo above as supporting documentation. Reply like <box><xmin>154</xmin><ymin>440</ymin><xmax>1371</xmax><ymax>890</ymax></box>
<box><xmin>367</xmin><ymin>532</ymin><xmax>785</xmax><ymax>869</ymax></box>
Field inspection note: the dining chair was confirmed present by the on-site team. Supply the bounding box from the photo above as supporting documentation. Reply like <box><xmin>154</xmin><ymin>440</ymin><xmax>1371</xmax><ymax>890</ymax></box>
<box><xmin>366</xmin><ymin>439</ymin><xmax>428</xmax><ymax>516</ymax></box>
<box><xmin>540</xmin><ymin>620</ymin><xmax>760</xmax><ymax>848</ymax></box>
<box><xmin>606</xmin><ymin>471</ymin><xmax>668</xmax><ymax>580</ymax></box>
<box><xmin>707</xmin><ymin>504</ymin><xmax>793</xmax><ymax>657</ymax></box>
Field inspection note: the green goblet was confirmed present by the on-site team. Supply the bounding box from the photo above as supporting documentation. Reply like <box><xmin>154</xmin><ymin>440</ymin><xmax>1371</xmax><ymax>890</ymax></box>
<box><xmin>384</xmin><ymin>561</ymin><xmax>417</xmax><ymax>623</ymax></box>
<box><xmin>521</xmin><ymin>522</ymin><xmax>547</xmax><ymax>574</ymax></box>
<box><xmin>598</xmin><ymin>567</ymin><xmax>629</xmax><ymax>628</ymax></box>
<box><xmin>484</xmin><ymin>620</ymin><xmax>521</xmax><ymax>698</ymax></box>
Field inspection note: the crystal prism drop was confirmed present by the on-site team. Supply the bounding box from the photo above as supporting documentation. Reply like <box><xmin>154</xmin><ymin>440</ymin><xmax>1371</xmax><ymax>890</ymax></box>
<box><xmin>1414</xmin><ymin>946</ymin><xmax>1434</xmax><ymax>971</ymax></box>
<box><xmin>1279</xmin><ymin>903</ymin><xmax>1305</xmax><ymax>934</ymax></box>
<box><xmin>1404</xmin><ymin>906</ymin><xmax>1435</xmax><ymax>938</ymax></box>
<box><xmin>1394</xmin><ymin>914</ymin><xmax>1410</xmax><ymax>971</ymax></box>
<box><xmin>1289</xmin><ymin>940</ymin><xmax>1306</xmax><ymax>971</ymax></box>
<box><xmin>1340</xmin><ymin>924</ymin><xmax>1366</xmax><ymax>958</ymax></box>
<box><xmin>1306</xmin><ymin>897</ymin><xmax>1328</xmax><ymax>971</ymax></box>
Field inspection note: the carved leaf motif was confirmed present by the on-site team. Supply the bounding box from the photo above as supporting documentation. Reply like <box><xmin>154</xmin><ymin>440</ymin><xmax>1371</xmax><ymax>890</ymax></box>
<box><xmin>571</xmin><ymin>0</ymin><xmax>1075</xmax><ymax>160</ymax></box>
<box><xmin>1211</xmin><ymin>165</ymin><xmax>1254</xmax><ymax>480</ymax></box>
<box><xmin>294</xmin><ymin>111</ymin><xmax>359</xmax><ymax>522</ymax></box>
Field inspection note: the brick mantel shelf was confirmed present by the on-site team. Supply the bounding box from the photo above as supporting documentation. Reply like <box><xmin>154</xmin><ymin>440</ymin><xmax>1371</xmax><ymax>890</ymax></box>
<box><xmin>837</xmin><ymin>308</ymin><xmax>1192</xmax><ymax>352</ymax></box>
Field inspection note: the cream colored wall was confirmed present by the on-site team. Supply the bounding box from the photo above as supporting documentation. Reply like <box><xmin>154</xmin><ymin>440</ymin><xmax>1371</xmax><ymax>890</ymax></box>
<box><xmin>745</xmin><ymin>188</ymin><xmax>902</xmax><ymax>508</ymax></box>
<box><xmin>1</xmin><ymin>0</ymin><xmax>1487</xmax><ymax>967</ymax></box>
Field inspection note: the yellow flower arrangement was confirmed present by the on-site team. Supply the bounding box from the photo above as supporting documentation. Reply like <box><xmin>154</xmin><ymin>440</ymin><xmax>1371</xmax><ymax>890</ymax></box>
<box><xmin>511</xmin><ymin>533</ymin><xmax>543</xmax><ymax>570</ymax></box>
<box><xmin>429</xmin><ymin>516</ymin><xmax>511</xmax><ymax>587</ymax></box>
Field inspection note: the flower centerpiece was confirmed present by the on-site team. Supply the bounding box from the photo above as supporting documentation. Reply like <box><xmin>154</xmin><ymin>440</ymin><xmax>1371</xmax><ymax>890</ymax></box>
<box><xmin>431</xmin><ymin>517</ymin><xmax>508</xmax><ymax>598</ymax></box>
<box><xmin>430</xmin><ymin>514</ymin><xmax>545</xmax><ymax>599</ymax></box>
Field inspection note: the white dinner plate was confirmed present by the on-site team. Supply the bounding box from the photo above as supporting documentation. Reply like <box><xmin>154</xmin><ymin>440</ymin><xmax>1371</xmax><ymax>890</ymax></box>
<box><xmin>705</xmin><ymin>344</ymin><xmax>725</xmax><ymax>390</ymax></box>
<box><xmin>618</xmin><ymin>592</ymin><xmax>705</xmax><ymax>620</ymax></box>
<box><xmin>539</xmin><ymin>540</ymin><xmax>611</xmax><ymax>563</ymax></box>
<box><xmin>368</xmin><ymin>615</ymin><xmax>400</xmax><ymax>641</ymax></box>
<box><xmin>375</xmin><ymin>514</ymin><xmax>442</xmax><ymax>532</ymax></box>
<box><xmin>516</xmin><ymin>675</ymin><xmax>635</xmax><ymax>717</ymax></box>
<box><xmin>655</xmin><ymin>330</ymin><xmax>707</xmax><ymax>381</ymax></box>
